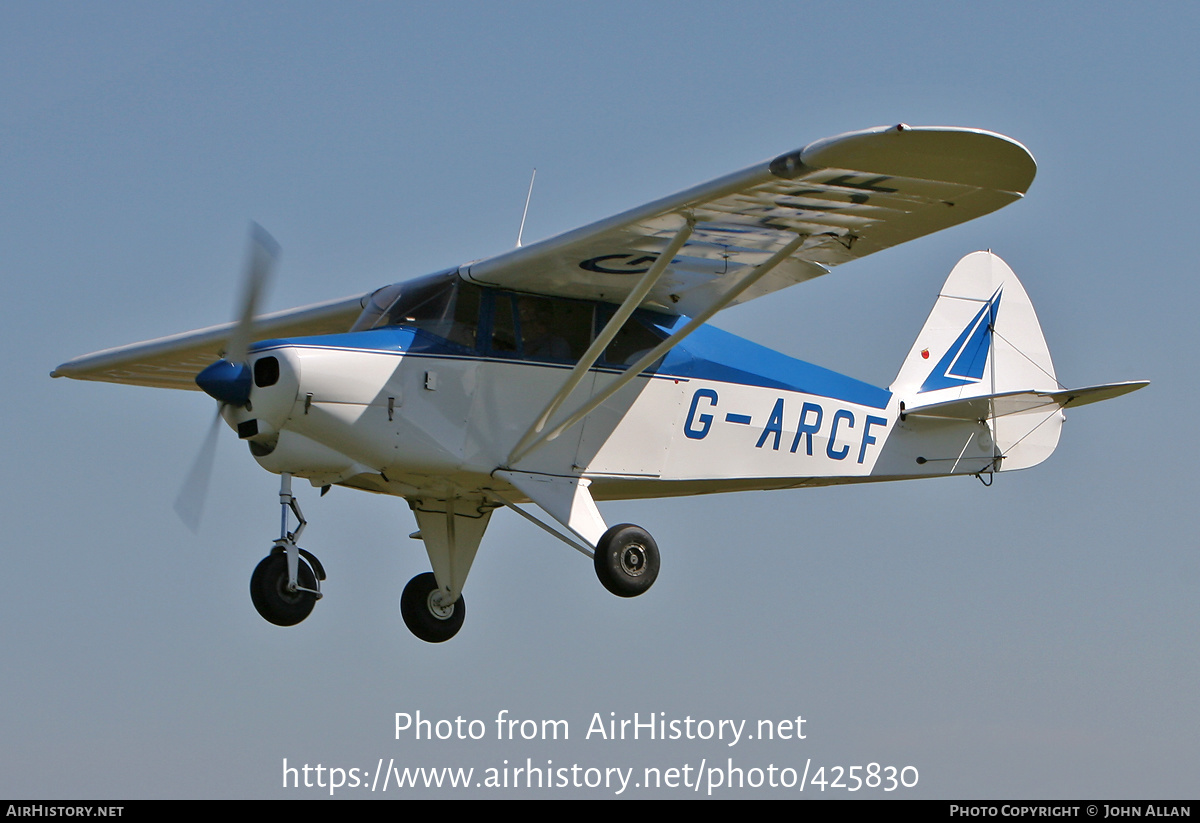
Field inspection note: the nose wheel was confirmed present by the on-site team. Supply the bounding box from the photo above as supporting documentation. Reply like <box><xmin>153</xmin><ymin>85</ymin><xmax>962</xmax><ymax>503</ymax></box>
<box><xmin>249</xmin><ymin>472</ymin><xmax>325</xmax><ymax>627</ymax></box>
<box><xmin>250</xmin><ymin>551</ymin><xmax>320</xmax><ymax>626</ymax></box>
<box><xmin>400</xmin><ymin>572</ymin><xmax>465</xmax><ymax>643</ymax></box>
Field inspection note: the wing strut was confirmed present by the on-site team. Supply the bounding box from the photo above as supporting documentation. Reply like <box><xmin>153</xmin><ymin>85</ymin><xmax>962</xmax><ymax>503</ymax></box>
<box><xmin>506</xmin><ymin>218</ymin><xmax>695</xmax><ymax>464</ymax></box>
<box><xmin>507</xmin><ymin>231</ymin><xmax>809</xmax><ymax>465</ymax></box>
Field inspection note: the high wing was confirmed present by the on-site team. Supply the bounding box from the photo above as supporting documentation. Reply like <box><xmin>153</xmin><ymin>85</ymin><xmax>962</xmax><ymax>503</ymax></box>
<box><xmin>465</xmin><ymin>124</ymin><xmax>1035</xmax><ymax>317</ymax></box>
<box><xmin>53</xmin><ymin>125</ymin><xmax>1033</xmax><ymax>392</ymax></box>
<box><xmin>51</xmin><ymin>294</ymin><xmax>367</xmax><ymax>390</ymax></box>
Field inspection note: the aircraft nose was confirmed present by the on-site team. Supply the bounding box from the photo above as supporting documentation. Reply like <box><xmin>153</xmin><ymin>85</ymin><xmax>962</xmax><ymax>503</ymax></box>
<box><xmin>196</xmin><ymin>359</ymin><xmax>252</xmax><ymax>406</ymax></box>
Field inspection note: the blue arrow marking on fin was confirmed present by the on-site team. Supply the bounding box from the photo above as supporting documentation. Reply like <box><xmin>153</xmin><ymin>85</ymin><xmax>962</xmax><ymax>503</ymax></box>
<box><xmin>919</xmin><ymin>289</ymin><xmax>1002</xmax><ymax>393</ymax></box>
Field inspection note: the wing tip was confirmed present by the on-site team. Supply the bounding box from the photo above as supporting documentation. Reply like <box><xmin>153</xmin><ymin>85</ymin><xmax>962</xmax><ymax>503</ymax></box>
<box><xmin>778</xmin><ymin>124</ymin><xmax>1036</xmax><ymax>194</ymax></box>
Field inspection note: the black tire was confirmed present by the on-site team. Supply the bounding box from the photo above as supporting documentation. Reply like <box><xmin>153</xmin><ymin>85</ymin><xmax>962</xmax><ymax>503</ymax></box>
<box><xmin>250</xmin><ymin>552</ymin><xmax>317</xmax><ymax>627</ymax></box>
<box><xmin>594</xmin><ymin>524</ymin><xmax>659</xmax><ymax>597</ymax></box>
<box><xmin>400</xmin><ymin>572</ymin><xmax>465</xmax><ymax>643</ymax></box>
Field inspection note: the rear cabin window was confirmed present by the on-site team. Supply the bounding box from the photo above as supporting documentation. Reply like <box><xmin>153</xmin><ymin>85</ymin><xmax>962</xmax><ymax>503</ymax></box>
<box><xmin>603</xmin><ymin>311</ymin><xmax>663</xmax><ymax>366</ymax></box>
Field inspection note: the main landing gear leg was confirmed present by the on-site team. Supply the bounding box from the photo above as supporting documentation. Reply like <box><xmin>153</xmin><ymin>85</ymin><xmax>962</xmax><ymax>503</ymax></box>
<box><xmin>249</xmin><ymin>472</ymin><xmax>326</xmax><ymax>627</ymax></box>
<box><xmin>403</xmin><ymin>497</ymin><xmax>493</xmax><ymax>643</ymax></box>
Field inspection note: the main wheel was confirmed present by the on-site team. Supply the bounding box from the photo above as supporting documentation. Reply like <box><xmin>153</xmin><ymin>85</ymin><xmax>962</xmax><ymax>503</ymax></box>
<box><xmin>250</xmin><ymin>552</ymin><xmax>318</xmax><ymax>626</ymax></box>
<box><xmin>400</xmin><ymin>572</ymin><xmax>465</xmax><ymax>643</ymax></box>
<box><xmin>594</xmin><ymin>524</ymin><xmax>659</xmax><ymax>597</ymax></box>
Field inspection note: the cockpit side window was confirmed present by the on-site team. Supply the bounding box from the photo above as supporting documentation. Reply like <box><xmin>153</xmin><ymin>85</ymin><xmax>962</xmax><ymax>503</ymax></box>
<box><xmin>442</xmin><ymin>283</ymin><xmax>480</xmax><ymax>349</ymax></box>
<box><xmin>515</xmin><ymin>295</ymin><xmax>591</xmax><ymax>363</ymax></box>
<box><xmin>489</xmin><ymin>293</ymin><xmax>519</xmax><ymax>354</ymax></box>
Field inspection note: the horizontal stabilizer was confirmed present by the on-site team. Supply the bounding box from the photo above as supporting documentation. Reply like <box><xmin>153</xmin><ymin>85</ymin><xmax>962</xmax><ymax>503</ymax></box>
<box><xmin>906</xmin><ymin>380</ymin><xmax>1149</xmax><ymax>421</ymax></box>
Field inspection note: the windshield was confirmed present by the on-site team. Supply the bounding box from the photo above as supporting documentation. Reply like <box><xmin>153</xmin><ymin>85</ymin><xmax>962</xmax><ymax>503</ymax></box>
<box><xmin>350</xmin><ymin>269</ymin><xmax>479</xmax><ymax>349</ymax></box>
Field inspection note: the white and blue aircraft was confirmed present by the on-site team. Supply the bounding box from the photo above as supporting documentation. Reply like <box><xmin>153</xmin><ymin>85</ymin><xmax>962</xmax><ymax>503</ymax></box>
<box><xmin>53</xmin><ymin>125</ymin><xmax>1146</xmax><ymax>643</ymax></box>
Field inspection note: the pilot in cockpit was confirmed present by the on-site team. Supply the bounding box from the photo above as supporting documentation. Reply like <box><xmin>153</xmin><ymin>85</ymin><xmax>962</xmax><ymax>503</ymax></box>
<box><xmin>518</xmin><ymin>299</ymin><xmax>571</xmax><ymax>361</ymax></box>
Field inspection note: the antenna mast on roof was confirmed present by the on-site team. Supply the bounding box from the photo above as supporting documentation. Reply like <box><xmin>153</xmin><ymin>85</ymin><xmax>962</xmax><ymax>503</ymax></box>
<box><xmin>516</xmin><ymin>168</ymin><xmax>537</xmax><ymax>248</ymax></box>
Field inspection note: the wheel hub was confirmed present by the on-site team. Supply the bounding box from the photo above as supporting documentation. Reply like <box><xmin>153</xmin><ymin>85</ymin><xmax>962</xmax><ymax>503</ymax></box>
<box><xmin>275</xmin><ymin>573</ymin><xmax>305</xmax><ymax>604</ymax></box>
<box><xmin>620</xmin><ymin>544</ymin><xmax>647</xmax><ymax>576</ymax></box>
<box><xmin>427</xmin><ymin>589</ymin><xmax>456</xmax><ymax>620</ymax></box>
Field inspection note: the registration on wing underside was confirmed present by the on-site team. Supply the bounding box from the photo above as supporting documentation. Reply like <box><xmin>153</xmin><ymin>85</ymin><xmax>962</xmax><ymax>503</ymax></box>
<box><xmin>464</xmin><ymin>126</ymin><xmax>1033</xmax><ymax>311</ymax></box>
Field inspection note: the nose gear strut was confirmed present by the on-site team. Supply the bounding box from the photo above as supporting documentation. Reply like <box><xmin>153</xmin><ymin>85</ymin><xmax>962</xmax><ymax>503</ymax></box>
<box><xmin>249</xmin><ymin>472</ymin><xmax>325</xmax><ymax>626</ymax></box>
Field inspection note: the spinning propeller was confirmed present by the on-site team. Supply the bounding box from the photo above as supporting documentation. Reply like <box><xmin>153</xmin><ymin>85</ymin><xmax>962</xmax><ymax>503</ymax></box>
<box><xmin>174</xmin><ymin>224</ymin><xmax>280</xmax><ymax>531</ymax></box>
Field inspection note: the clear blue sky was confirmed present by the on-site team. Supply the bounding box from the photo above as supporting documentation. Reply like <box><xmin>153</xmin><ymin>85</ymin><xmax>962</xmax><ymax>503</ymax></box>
<box><xmin>4</xmin><ymin>1</ymin><xmax>1195</xmax><ymax>798</ymax></box>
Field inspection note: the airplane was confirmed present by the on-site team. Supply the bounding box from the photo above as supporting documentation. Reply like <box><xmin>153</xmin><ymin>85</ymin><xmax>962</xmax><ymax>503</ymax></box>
<box><xmin>52</xmin><ymin>124</ymin><xmax>1147</xmax><ymax>643</ymax></box>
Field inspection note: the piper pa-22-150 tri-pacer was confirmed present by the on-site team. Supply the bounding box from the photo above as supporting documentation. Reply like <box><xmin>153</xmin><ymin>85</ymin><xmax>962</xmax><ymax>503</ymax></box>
<box><xmin>53</xmin><ymin>125</ymin><xmax>1146</xmax><ymax>643</ymax></box>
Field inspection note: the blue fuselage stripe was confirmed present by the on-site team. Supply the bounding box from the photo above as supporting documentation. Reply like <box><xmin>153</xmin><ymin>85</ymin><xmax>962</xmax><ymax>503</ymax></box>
<box><xmin>254</xmin><ymin>321</ymin><xmax>892</xmax><ymax>409</ymax></box>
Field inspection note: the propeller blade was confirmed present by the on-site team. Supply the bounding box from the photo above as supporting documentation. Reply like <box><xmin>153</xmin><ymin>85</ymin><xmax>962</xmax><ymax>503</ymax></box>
<box><xmin>177</xmin><ymin>224</ymin><xmax>280</xmax><ymax>532</ymax></box>
<box><xmin>173</xmin><ymin>407</ymin><xmax>223</xmax><ymax>533</ymax></box>
<box><xmin>225</xmin><ymin>222</ymin><xmax>280</xmax><ymax>365</ymax></box>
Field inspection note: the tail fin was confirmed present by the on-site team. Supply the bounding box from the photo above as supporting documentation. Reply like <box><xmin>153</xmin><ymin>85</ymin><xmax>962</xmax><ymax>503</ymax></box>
<box><xmin>891</xmin><ymin>252</ymin><xmax>1063</xmax><ymax>471</ymax></box>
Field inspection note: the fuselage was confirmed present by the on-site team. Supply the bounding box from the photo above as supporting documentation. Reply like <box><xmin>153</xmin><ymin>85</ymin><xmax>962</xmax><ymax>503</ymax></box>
<box><xmin>220</xmin><ymin>271</ymin><xmax>995</xmax><ymax>502</ymax></box>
